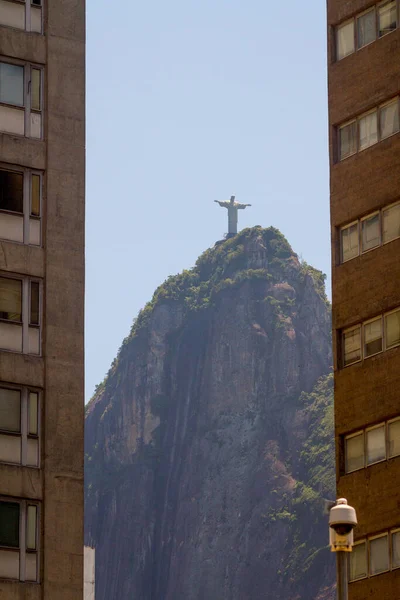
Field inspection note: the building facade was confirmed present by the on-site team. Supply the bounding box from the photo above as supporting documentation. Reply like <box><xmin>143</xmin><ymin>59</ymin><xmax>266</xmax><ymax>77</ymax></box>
<box><xmin>328</xmin><ymin>0</ymin><xmax>400</xmax><ymax>597</ymax></box>
<box><xmin>0</xmin><ymin>0</ymin><xmax>85</xmax><ymax>598</ymax></box>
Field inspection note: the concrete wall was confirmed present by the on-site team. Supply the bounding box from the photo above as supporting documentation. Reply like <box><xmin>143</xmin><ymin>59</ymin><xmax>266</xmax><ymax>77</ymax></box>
<box><xmin>0</xmin><ymin>0</ymin><xmax>85</xmax><ymax>597</ymax></box>
<box><xmin>328</xmin><ymin>2</ymin><xmax>400</xmax><ymax>599</ymax></box>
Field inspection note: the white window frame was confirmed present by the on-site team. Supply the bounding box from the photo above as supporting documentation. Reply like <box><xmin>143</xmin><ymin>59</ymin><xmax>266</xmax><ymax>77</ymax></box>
<box><xmin>342</xmin><ymin>324</ymin><xmax>362</xmax><ymax>367</ymax></box>
<box><xmin>382</xmin><ymin>200</ymin><xmax>400</xmax><ymax>244</ymax></box>
<box><xmin>340</xmin><ymin>220</ymin><xmax>360</xmax><ymax>262</ymax></box>
<box><xmin>336</xmin><ymin>18</ymin><xmax>356</xmax><ymax>61</ymax></box>
<box><xmin>361</xmin><ymin>211</ymin><xmax>381</xmax><ymax>253</ymax></box>
<box><xmin>387</xmin><ymin>417</ymin><xmax>400</xmax><ymax>459</ymax></box>
<box><xmin>365</xmin><ymin>423</ymin><xmax>387</xmax><ymax>466</ymax></box>
<box><xmin>0</xmin><ymin>384</ymin><xmax>41</xmax><ymax>468</ymax></box>
<box><xmin>377</xmin><ymin>0</ymin><xmax>398</xmax><ymax>37</ymax></box>
<box><xmin>363</xmin><ymin>316</ymin><xmax>383</xmax><ymax>359</ymax></box>
<box><xmin>0</xmin><ymin>0</ymin><xmax>43</xmax><ymax>33</ymax></box>
<box><xmin>349</xmin><ymin>539</ymin><xmax>368</xmax><ymax>582</ymax></box>
<box><xmin>338</xmin><ymin>119</ymin><xmax>357</xmax><ymax>161</ymax></box>
<box><xmin>336</xmin><ymin>0</ymin><xmax>398</xmax><ymax>62</ymax></box>
<box><xmin>345</xmin><ymin>430</ymin><xmax>365</xmax><ymax>473</ymax></box>
<box><xmin>390</xmin><ymin>528</ymin><xmax>400</xmax><ymax>570</ymax></box>
<box><xmin>338</xmin><ymin>96</ymin><xmax>400</xmax><ymax>161</ymax></box>
<box><xmin>357</xmin><ymin>7</ymin><xmax>377</xmax><ymax>50</ymax></box>
<box><xmin>0</xmin><ymin>496</ymin><xmax>40</xmax><ymax>582</ymax></box>
<box><xmin>369</xmin><ymin>532</ymin><xmax>390</xmax><ymax>576</ymax></box>
<box><xmin>384</xmin><ymin>307</ymin><xmax>400</xmax><ymax>350</ymax></box>
<box><xmin>0</xmin><ymin>272</ymin><xmax>42</xmax><ymax>355</ymax></box>
<box><xmin>0</xmin><ymin>57</ymin><xmax>44</xmax><ymax>140</ymax></box>
<box><xmin>0</xmin><ymin>164</ymin><xmax>42</xmax><ymax>246</ymax></box>
<box><xmin>379</xmin><ymin>97</ymin><xmax>400</xmax><ymax>140</ymax></box>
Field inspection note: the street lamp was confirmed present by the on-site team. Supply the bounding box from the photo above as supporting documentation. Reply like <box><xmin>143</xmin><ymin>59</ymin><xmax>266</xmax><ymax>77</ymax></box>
<box><xmin>329</xmin><ymin>498</ymin><xmax>358</xmax><ymax>600</ymax></box>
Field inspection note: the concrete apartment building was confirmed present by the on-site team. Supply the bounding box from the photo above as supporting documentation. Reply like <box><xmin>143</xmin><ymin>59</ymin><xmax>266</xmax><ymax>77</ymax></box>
<box><xmin>328</xmin><ymin>0</ymin><xmax>400</xmax><ymax>597</ymax></box>
<box><xmin>0</xmin><ymin>0</ymin><xmax>85</xmax><ymax>598</ymax></box>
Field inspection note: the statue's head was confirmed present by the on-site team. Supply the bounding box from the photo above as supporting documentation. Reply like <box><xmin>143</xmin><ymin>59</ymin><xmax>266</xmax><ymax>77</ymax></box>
<box><xmin>230</xmin><ymin>195</ymin><xmax>235</xmax><ymax>203</ymax></box>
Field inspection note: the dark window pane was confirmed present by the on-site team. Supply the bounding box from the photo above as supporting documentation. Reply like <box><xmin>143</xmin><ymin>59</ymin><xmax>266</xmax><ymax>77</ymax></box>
<box><xmin>32</xmin><ymin>0</ymin><xmax>41</xmax><ymax>4</ymax></box>
<box><xmin>31</xmin><ymin>175</ymin><xmax>40</xmax><ymax>216</ymax></box>
<box><xmin>0</xmin><ymin>502</ymin><xmax>20</xmax><ymax>548</ymax></box>
<box><xmin>0</xmin><ymin>62</ymin><xmax>24</xmax><ymax>107</ymax></box>
<box><xmin>0</xmin><ymin>387</ymin><xmax>21</xmax><ymax>433</ymax></box>
<box><xmin>30</xmin><ymin>282</ymin><xmax>39</xmax><ymax>325</ymax></box>
<box><xmin>0</xmin><ymin>170</ymin><xmax>23</xmax><ymax>213</ymax></box>
<box><xmin>0</xmin><ymin>277</ymin><xmax>22</xmax><ymax>322</ymax></box>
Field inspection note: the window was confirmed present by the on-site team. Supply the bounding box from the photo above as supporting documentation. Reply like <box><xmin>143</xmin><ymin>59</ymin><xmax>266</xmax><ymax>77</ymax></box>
<box><xmin>340</xmin><ymin>201</ymin><xmax>400</xmax><ymax>263</ymax></box>
<box><xmin>388</xmin><ymin>419</ymin><xmax>400</xmax><ymax>458</ymax></box>
<box><xmin>345</xmin><ymin>432</ymin><xmax>365</xmax><ymax>472</ymax></box>
<box><xmin>369</xmin><ymin>534</ymin><xmax>389</xmax><ymax>575</ymax></box>
<box><xmin>0</xmin><ymin>167</ymin><xmax>42</xmax><ymax>246</ymax></box>
<box><xmin>337</xmin><ymin>20</ymin><xmax>355</xmax><ymax>60</ymax></box>
<box><xmin>0</xmin><ymin>275</ymin><xmax>41</xmax><ymax>355</ymax></box>
<box><xmin>350</xmin><ymin>541</ymin><xmax>367</xmax><ymax>581</ymax></box>
<box><xmin>383</xmin><ymin>202</ymin><xmax>400</xmax><ymax>243</ymax></box>
<box><xmin>392</xmin><ymin>531</ymin><xmax>400</xmax><ymax>569</ymax></box>
<box><xmin>380</xmin><ymin>98</ymin><xmax>400</xmax><ymax>140</ymax></box>
<box><xmin>0</xmin><ymin>498</ymin><xmax>39</xmax><ymax>582</ymax></box>
<box><xmin>378</xmin><ymin>0</ymin><xmax>397</xmax><ymax>37</ymax></box>
<box><xmin>343</xmin><ymin>326</ymin><xmax>361</xmax><ymax>366</ymax></box>
<box><xmin>339</xmin><ymin>121</ymin><xmax>357</xmax><ymax>160</ymax></box>
<box><xmin>359</xmin><ymin>110</ymin><xmax>378</xmax><ymax>151</ymax></box>
<box><xmin>338</xmin><ymin>97</ymin><xmax>400</xmax><ymax>161</ymax></box>
<box><xmin>364</xmin><ymin>317</ymin><xmax>383</xmax><ymax>357</ymax></box>
<box><xmin>0</xmin><ymin>0</ymin><xmax>42</xmax><ymax>33</ymax></box>
<box><xmin>341</xmin><ymin>222</ymin><xmax>359</xmax><ymax>262</ymax></box>
<box><xmin>357</xmin><ymin>9</ymin><xmax>377</xmax><ymax>48</ymax></box>
<box><xmin>366</xmin><ymin>425</ymin><xmax>386</xmax><ymax>465</ymax></box>
<box><xmin>0</xmin><ymin>386</ymin><xmax>40</xmax><ymax>467</ymax></box>
<box><xmin>361</xmin><ymin>213</ymin><xmax>380</xmax><ymax>252</ymax></box>
<box><xmin>0</xmin><ymin>61</ymin><xmax>43</xmax><ymax>139</ymax></box>
<box><xmin>385</xmin><ymin>309</ymin><xmax>400</xmax><ymax>349</ymax></box>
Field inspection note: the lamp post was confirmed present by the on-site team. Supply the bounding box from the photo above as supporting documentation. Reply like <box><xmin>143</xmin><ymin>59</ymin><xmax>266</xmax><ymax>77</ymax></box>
<box><xmin>329</xmin><ymin>498</ymin><xmax>358</xmax><ymax>600</ymax></box>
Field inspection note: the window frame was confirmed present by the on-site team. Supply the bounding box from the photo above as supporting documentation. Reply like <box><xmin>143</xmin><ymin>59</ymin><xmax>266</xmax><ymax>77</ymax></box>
<box><xmin>0</xmin><ymin>384</ymin><xmax>41</xmax><ymax>468</ymax></box>
<box><xmin>387</xmin><ymin>417</ymin><xmax>400</xmax><ymax>459</ymax></box>
<box><xmin>335</xmin><ymin>0</ymin><xmax>398</xmax><ymax>62</ymax></box>
<box><xmin>345</xmin><ymin>430</ymin><xmax>365</xmax><ymax>473</ymax></box>
<box><xmin>378</xmin><ymin>0</ymin><xmax>398</xmax><ymax>37</ymax></box>
<box><xmin>0</xmin><ymin>272</ymin><xmax>42</xmax><ymax>355</ymax></box>
<box><xmin>369</xmin><ymin>532</ymin><xmax>390</xmax><ymax>576</ymax></box>
<box><xmin>379</xmin><ymin>97</ymin><xmax>400</xmax><ymax>141</ymax></box>
<box><xmin>356</xmin><ymin>7</ymin><xmax>377</xmax><ymax>49</ymax></box>
<box><xmin>0</xmin><ymin>57</ymin><xmax>44</xmax><ymax>140</ymax></box>
<box><xmin>384</xmin><ymin>307</ymin><xmax>400</xmax><ymax>350</ymax></box>
<box><xmin>342</xmin><ymin>324</ymin><xmax>362</xmax><ymax>367</ymax></box>
<box><xmin>0</xmin><ymin>164</ymin><xmax>43</xmax><ymax>246</ymax></box>
<box><xmin>390</xmin><ymin>528</ymin><xmax>400</xmax><ymax>570</ymax></box>
<box><xmin>360</xmin><ymin>211</ymin><xmax>381</xmax><ymax>253</ymax></box>
<box><xmin>340</xmin><ymin>220</ymin><xmax>360</xmax><ymax>262</ymax></box>
<box><xmin>337</xmin><ymin>96</ymin><xmax>400</xmax><ymax>162</ymax></box>
<box><xmin>0</xmin><ymin>0</ymin><xmax>43</xmax><ymax>34</ymax></box>
<box><xmin>349</xmin><ymin>539</ymin><xmax>368</xmax><ymax>582</ymax></box>
<box><xmin>363</xmin><ymin>316</ymin><xmax>383</xmax><ymax>359</ymax></box>
<box><xmin>382</xmin><ymin>200</ymin><xmax>400</xmax><ymax>244</ymax></box>
<box><xmin>0</xmin><ymin>496</ymin><xmax>40</xmax><ymax>582</ymax></box>
<box><xmin>365</xmin><ymin>423</ymin><xmax>387</xmax><ymax>466</ymax></box>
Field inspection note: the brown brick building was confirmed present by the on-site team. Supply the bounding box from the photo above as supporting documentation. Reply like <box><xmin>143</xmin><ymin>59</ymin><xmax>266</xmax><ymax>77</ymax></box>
<box><xmin>0</xmin><ymin>0</ymin><xmax>85</xmax><ymax>598</ymax></box>
<box><xmin>328</xmin><ymin>0</ymin><xmax>400</xmax><ymax>597</ymax></box>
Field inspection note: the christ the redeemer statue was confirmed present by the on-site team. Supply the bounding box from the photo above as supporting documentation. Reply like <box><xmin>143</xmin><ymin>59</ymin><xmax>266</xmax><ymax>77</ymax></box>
<box><xmin>214</xmin><ymin>195</ymin><xmax>251</xmax><ymax>235</ymax></box>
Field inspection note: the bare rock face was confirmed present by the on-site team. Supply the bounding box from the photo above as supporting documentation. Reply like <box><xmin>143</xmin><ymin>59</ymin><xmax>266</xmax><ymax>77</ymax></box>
<box><xmin>85</xmin><ymin>227</ymin><xmax>335</xmax><ymax>600</ymax></box>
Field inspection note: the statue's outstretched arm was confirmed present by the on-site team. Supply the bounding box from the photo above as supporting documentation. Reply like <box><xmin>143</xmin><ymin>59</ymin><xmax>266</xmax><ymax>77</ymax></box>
<box><xmin>237</xmin><ymin>203</ymin><xmax>252</xmax><ymax>209</ymax></box>
<box><xmin>214</xmin><ymin>200</ymin><xmax>230</xmax><ymax>208</ymax></box>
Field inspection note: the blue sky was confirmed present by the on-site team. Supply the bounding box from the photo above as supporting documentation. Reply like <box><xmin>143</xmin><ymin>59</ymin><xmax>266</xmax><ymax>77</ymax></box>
<box><xmin>86</xmin><ymin>0</ymin><xmax>329</xmax><ymax>401</ymax></box>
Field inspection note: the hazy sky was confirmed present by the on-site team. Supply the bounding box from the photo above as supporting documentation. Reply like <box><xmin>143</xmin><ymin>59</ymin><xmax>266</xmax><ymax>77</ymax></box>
<box><xmin>86</xmin><ymin>0</ymin><xmax>329</xmax><ymax>401</ymax></box>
